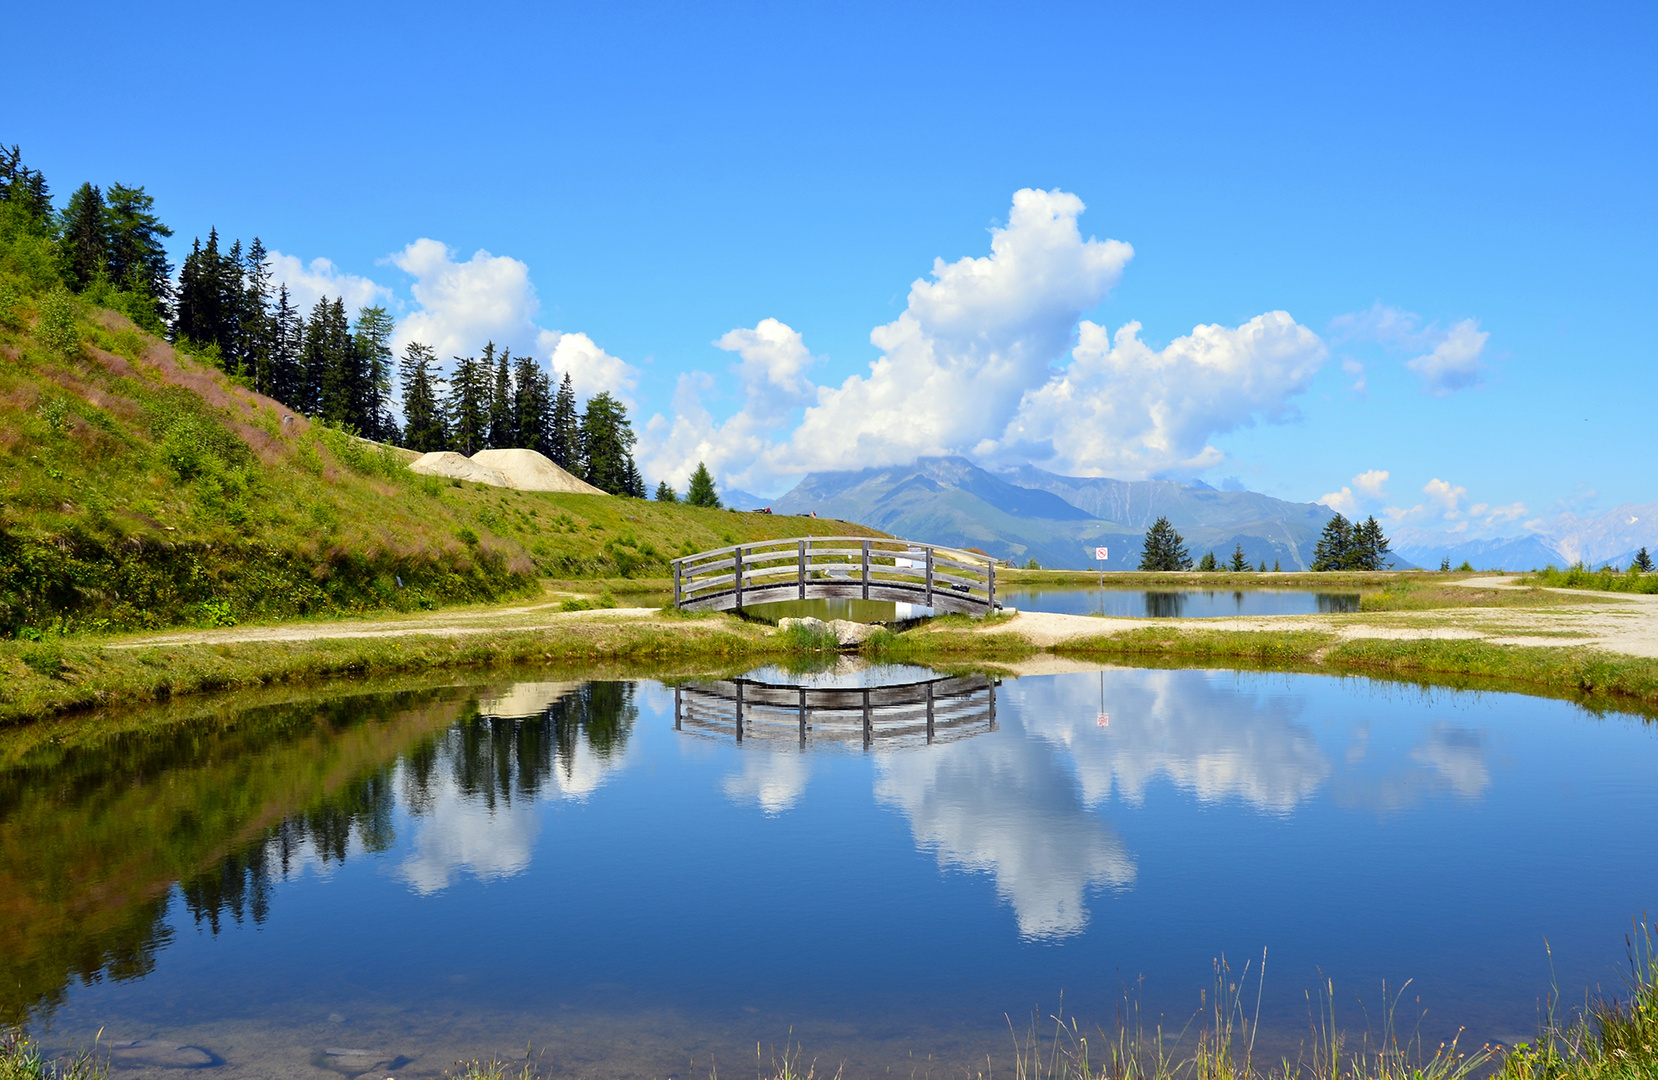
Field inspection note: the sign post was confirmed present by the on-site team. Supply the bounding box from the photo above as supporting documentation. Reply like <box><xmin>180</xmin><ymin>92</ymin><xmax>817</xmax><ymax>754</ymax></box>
<box><xmin>1095</xmin><ymin>546</ymin><xmax>1108</xmax><ymax>588</ymax></box>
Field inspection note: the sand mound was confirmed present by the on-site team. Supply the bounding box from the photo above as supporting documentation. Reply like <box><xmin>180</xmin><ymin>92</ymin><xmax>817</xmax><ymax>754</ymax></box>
<box><xmin>471</xmin><ymin>448</ymin><xmax>606</xmax><ymax>494</ymax></box>
<box><xmin>408</xmin><ymin>451</ymin><xmax>514</xmax><ymax>488</ymax></box>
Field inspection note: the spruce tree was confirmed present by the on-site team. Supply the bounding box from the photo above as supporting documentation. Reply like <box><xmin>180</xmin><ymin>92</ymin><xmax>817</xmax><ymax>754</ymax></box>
<box><xmin>59</xmin><ymin>182</ymin><xmax>107</xmax><ymax>290</ymax></box>
<box><xmin>353</xmin><ymin>306</ymin><xmax>396</xmax><ymax>440</ymax></box>
<box><xmin>1311</xmin><ymin>513</ymin><xmax>1352</xmax><ymax>571</ymax></box>
<box><xmin>1137</xmin><ymin>516</ymin><xmax>1191</xmax><ymax>571</ymax></box>
<box><xmin>1198</xmin><ymin>550</ymin><xmax>1219</xmax><ymax>572</ymax></box>
<box><xmin>1351</xmin><ymin>515</ymin><xmax>1391</xmax><ymax>571</ymax></box>
<box><xmin>1228</xmin><ymin>543</ymin><xmax>1249</xmax><ymax>572</ymax></box>
<box><xmin>1257</xmin><ymin>560</ymin><xmax>1267</xmax><ymax>572</ymax></box>
<box><xmin>102</xmin><ymin>183</ymin><xmax>172</xmax><ymax>326</ymax></box>
<box><xmin>654</xmin><ymin>480</ymin><xmax>678</xmax><ymax>503</ymax></box>
<box><xmin>511</xmin><ymin>351</ymin><xmax>551</xmax><ymax>452</ymax></box>
<box><xmin>685</xmin><ymin>461</ymin><xmax>721</xmax><ymax>508</ymax></box>
<box><xmin>269</xmin><ymin>284</ymin><xmax>303</xmax><ymax>408</ymax></box>
<box><xmin>240</xmin><ymin>238</ymin><xmax>273</xmax><ymax>394</ymax></box>
<box><xmin>549</xmin><ymin>371</ymin><xmax>579</xmax><ymax>469</ymax></box>
<box><xmin>487</xmin><ymin>345</ymin><xmax>513</xmax><ymax>449</ymax></box>
<box><xmin>1635</xmin><ymin>547</ymin><xmax>1654</xmax><ymax>573</ymax></box>
<box><xmin>399</xmin><ymin>342</ymin><xmax>447</xmax><ymax>451</ymax></box>
<box><xmin>578</xmin><ymin>391</ymin><xmax>637</xmax><ymax>494</ymax></box>
<box><xmin>0</xmin><ymin>145</ymin><xmax>53</xmax><ymax>229</ymax></box>
<box><xmin>221</xmin><ymin>239</ymin><xmax>247</xmax><ymax>373</ymax></box>
<box><xmin>445</xmin><ymin>354</ymin><xmax>491</xmax><ymax>454</ymax></box>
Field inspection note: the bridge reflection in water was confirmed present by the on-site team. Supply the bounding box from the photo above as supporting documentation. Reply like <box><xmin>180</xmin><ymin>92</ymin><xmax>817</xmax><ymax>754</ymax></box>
<box><xmin>674</xmin><ymin>672</ymin><xmax>997</xmax><ymax>750</ymax></box>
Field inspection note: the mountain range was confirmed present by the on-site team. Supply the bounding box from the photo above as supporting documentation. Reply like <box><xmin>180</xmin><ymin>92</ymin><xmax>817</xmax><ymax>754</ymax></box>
<box><xmin>767</xmin><ymin>457</ymin><xmax>1352</xmax><ymax>570</ymax></box>
<box><xmin>1392</xmin><ymin>502</ymin><xmax>1658</xmax><ymax>571</ymax></box>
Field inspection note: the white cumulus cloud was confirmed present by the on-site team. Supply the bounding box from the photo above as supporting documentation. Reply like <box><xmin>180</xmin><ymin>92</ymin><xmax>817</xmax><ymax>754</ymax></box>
<box><xmin>1406</xmin><ymin>318</ymin><xmax>1489</xmax><ymax>395</ymax></box>
<box><xmin>266</xmin><ymin>250</ymin><xmax>392</xmax><ymax>315</ymax></box>
<box><xmin>1332</xmin><ymin>303</ymin><xmax>1491</xmax><ymax>395</ymax></box>
<box><xmin>1319</xmin><ymin>470</ymin><xmax>1388</xmax><ymax>518</ymax></box>
<box><xmin>541</xmin><ymin>330</ymin><xmax>637</xmax><ymax>407</ymax></box>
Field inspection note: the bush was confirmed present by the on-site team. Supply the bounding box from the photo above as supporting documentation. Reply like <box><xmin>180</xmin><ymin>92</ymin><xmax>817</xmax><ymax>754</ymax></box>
<box><xmin>35</xmin><ymin>286</ymin><xmax>80</xmax><ymax>355</ymax></box>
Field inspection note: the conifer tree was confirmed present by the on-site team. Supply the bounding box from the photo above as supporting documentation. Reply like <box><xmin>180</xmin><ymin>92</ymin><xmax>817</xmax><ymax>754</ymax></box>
<box><xmin>685</xmin><ymin>462</ymin><xmax>721</xmax><ymax>508</ymax></box>
<box><xmin>1198</xmin><ymin>550</ymin><xmax>1219</xmax><ymax>572</ymax></box>
<box><xmin>103</xmin><ymin>183</ymin><xmax>172</xmax><ymax>325</ymax></box>
<box><xmin>0</xmin><ymin>145</ymin><xmax>53</xmax><ymax>228</ymax></box>
<box><xmin>654</xmin><ymin>480</ymin><xmax>677</xmax><ymax>503</ymax></box>
<box><xmin>1311</xmin><ymin>513</ymin><xmax>1353</xmax><ymax>571</ymax></box>
<box><xmin>353</xmin><ymin>306</ymin><xmax>396</xmax><ymax>440</ymax></box>
<box><xmin>240</xmin><ymin>239</ymin><xmax>273</xmax><ymax>394</ymax></box>
<box><xmin>578</xmin><ymin>391</ymin><xmax>638</xmax><ymax>494</ymax></box>
<box><xmin>1351</xmin><ymin>515</ymin><xmax>1392</xmax><ymax>571</ymax></box>
<box><xmin>549</xmin><ymin>372</ymin><xmax>578</xmax><ymax>468</ymax></box>
<box><xmin>221</xmin><ymin>239</ymin><xmax>247</xmax><ymax>372</ymax></box>
<box><xmin>173</xmin><ymin>229</ymin><xmax>229</xmax><ymax>359</ymax></box>
<box><xmin>310</xmin><ymin>298</ymin><xmax>361</xmax><ymax>425</ymax></box>
<box><xmin>487</xmin><ymin>345</ymin><xmax>513</xmax><ymax>449</ymax></box>
<box><xmin>1635</xmin><ymin>547</ymin><xmax>1653</xmax><ymax>573</ymax></box>
<box><xmin>1257</xmin><ymin>560</ymin><xmax>1267</xmax><ymax>572</ymax></box>
<box><xmin>269</xmin><ymin>284</ymin><xmax>303</xmax><ymax>408</ymax></box>
<box><xmin>59</xmin><ymin>182</ymin><xmax>107</xmax><ymax>290</ymax></box>
<box><xmin>399</xmin><ymin>342</ymin><xmax>447</xmax><ymax>451</ymax></box>
<box><xmin>445</xmin><ymin>354</ymin><xmax>491</xmax><ymax>454</ymax></box>
<box><xmin>1273</xmin><ymin>559</ymin><xmax>1281</xmax><ymax>572</ymax></box>
<box><xmin>1229</xmin><ymin>543</ymin><xmax>1249</xmax><ymax>572</ymax></box>
<box><xmin>1137</xmin><ymin>516</ymin><xmax>1191</xmax><ymax>571</ymax></box>
<box><xmin>510</xmin><ymin>353</ymin><xmax>550</xmax><ymax>454</ymax></box>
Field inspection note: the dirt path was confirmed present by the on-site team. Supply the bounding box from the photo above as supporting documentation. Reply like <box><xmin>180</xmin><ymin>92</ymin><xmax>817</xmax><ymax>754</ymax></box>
<box><xmin>105</xmin><ymin>581</ymin><xmax>1658</xmax><ymax>659</ymax></box>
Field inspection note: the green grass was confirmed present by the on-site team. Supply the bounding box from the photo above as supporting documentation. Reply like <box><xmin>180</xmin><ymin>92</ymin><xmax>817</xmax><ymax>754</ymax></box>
<box><xmin>1523</xmin><ymin>566</ymin><xmax>1658</xmax><ymax>595</ymax></box>
<box><xmin>0</xmin><ymin>289</ymin><xmax>880</xmax><ymax>638</ymax></box>
<box><xmin>1359</xmin><ymin>579</ymin><xmax>1619</xmax><ymax>611</ymax></box>
<box><xmin>1000</xmin><ymin>568</ymin><xmax>1443</xmax><ymax>591</ymax></box>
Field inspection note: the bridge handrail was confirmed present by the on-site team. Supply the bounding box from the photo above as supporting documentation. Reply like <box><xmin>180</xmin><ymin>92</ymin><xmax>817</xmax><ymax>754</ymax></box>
<box><xmin>671</xmin><ymin>536</ymin><xmax>997</xmax><ymax>614</ymax></box>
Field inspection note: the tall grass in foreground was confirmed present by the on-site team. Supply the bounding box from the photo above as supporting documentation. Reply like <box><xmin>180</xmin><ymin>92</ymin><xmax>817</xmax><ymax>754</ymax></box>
<box><xmin>0</xmin><ymin>1031</ymin><xmax>106</xmax><ymax>1080</ymax></box>
<box><xmin>428</xmin><ymin>925</ymin><xmax>1658</xmax><ymax>1080</ymax></box>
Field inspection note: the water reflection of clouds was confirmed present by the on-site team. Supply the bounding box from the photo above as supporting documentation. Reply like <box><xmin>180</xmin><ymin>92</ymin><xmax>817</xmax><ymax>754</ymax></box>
<box><xmin>396</xmin><ymin>767</ymin><xmax>542</xmax><ymax>895</ymax></box>
<box><xmin>722</xmin><ymin>752</ymin><xmax>814</xmax><ymax>815</ymax></box>
<box><xmin>874</xmin><ymin>728</ymin><xmax>1137</xmax><ymax>940</ymax></box>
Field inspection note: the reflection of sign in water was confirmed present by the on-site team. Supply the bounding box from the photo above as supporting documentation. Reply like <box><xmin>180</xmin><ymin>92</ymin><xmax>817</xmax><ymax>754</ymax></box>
<box><xmin>675</xmin><ymin>674</ymin><xmax>997</xmax><ymax>750</ymax></box>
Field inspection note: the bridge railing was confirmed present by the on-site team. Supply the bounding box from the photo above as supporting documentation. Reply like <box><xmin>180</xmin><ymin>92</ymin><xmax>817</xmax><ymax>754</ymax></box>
<box><xmin>670</xmin><ymin>537</ymin><xmax>996</xmax><ymax>613</ymax></box>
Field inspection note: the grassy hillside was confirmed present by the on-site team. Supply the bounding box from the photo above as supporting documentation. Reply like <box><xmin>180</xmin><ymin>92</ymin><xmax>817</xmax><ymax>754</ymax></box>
<box><xmin>0</xmin><ymin>291</ymin><xmax>880</xmax><ymax>636</ymax></box>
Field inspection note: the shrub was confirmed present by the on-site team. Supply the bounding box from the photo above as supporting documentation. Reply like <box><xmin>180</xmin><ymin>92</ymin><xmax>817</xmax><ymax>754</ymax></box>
<box><xmin>35</xmin><ymin>286</ymin><xmax>80</xmax><ymax>355</ymax></box>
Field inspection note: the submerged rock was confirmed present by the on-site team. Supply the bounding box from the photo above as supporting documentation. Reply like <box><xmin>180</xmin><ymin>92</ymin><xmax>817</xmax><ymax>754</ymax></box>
<box><xmin>312</xmin><ymin>1048</ymin><xmax>415</xmax><ymax>1078</ymax></box>
<box><xmin>106</xmin><ymin>1039</ymin><xmax>221</xmax><ymax>1069</ymax></box>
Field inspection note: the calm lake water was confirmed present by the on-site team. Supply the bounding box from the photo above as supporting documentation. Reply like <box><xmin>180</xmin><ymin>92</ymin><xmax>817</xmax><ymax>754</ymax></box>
<box><xmin>6</xmin><ymin>667</ymin><xmax>1655</xmax><ymax>1080</ymax></box>
<box><xmin>998</xmin><ymin>587</ymin><xmax>1364</xmax><ymax>617</ymax></box>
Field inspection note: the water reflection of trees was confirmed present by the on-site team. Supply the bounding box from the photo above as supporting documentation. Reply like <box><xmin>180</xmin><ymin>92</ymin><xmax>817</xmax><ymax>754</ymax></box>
<box><xmin>0</xmin><ymin>681</ymin><xmax>634</xmax><ymax>1024</ymax></box>
<box><xmin>1143</xmin><ymin>591</ymin><xmax>1186</xmax><ymax>618</ymax></box>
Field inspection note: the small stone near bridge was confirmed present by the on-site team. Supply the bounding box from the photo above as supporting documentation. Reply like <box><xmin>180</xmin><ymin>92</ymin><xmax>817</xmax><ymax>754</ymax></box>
<box><xmin>777</xmin><ymin>616</ymin><xmax>876</xmax><ymax>647</ymax></box>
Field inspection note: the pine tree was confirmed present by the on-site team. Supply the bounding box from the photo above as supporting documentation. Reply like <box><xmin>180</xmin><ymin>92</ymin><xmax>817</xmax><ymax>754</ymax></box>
<box><xmin>310</xmin><ymin>298</ymin><xmax>363</xmax><ymax>425</ymax></box>
<box><xmin>398</xmin><ymin>342</ymin><xmax>447</xmax><ymax>451</ymax></box>
<box><xmin>1273</xmin><ymin>559</ymin><xmax>1281</xmax><ymax>572</ymax></box>
<box><xmin>548</xmin><ymin>372</ymin><xmax>579</xmax><ymax>468</ymax></box>
<box><xmin>102</xmin><ymin>183</ymin><xmax>172</xmax><ymax>326</ymax></box>
<box><xmin>1229</xmin><ymin>543</ymin><xmax>1249</xmax><ymax>572</ymax></box>
<box><xmin>1635</xmin><ymin>547</ymin><xmax>1654</xmax><ymax>573</ymax></box>
<box><xmin>1311</xmin><ymin>513</ymin><xmax>1352</xmax><ymax>571</ymax></box>
<box><xmin>240</xmin><ymin>238</ymin><xmax>273</xmax><ymax>394</ymax></box>
<box><xmin>1198</xmin><ymin>550</ymin><xmax>1219</xmax><ymax>572</ymax></box>
<box><xmin>269</xmin><ymin>284</ymin><xmax>303</xmax><ymax>408</ymax></box>
<box><xmin>487</xmin><ymin>345</ymin><xmax>513</xmax><ymax>449</ymax></box>
<box><xmin>1137</xmin><ymin>516</ymin><xmax>1191</xmax><ymax>571</ymax></box>
<box><xmin>578</xmin><ymin>391</ymin><xmax>638</xmax><ymax>494</ymax></box>
<box><xmin>654</xmin><ymin>480</ymin><xmax>678</xmax><ymax>503</ymax></box>
<box><xmin>353</xmin><ymin>306</ymin><xmax>396</xmax><ymax>440</ymax></box>
<box><xmin>1351</xmin><ymin>515</ymin><xmax>1392</xmax><ymax>571</ymax></box>
<box><xmin>173</xmin><ymin>229</ymin><xmax>230</xmax><ymax>361</ymax></box>
<box><xmin>59</xmin><ymin>182</ymin><xmax>107</xmax><ymax>290</ymax></box>
<box><xmin>511</xmin><ymin>351</ymin><xmax>551</xmax><ymax>452</ymax></box>
<box><xmin>685</xmin><ymin>462</ymin><xmax>721</xmax><ymax>508</ymax></box>
<box><xmin>1257</xmin><ymin>560</ymin><xmax>1267</xmax><ymax>572</ymax></box>
<box><xmin>0</xmin><ymin>145</ymin><xmax>54</xmax><ymax>229</ymax></box>
<box><xmin>221</xmin><ymin>239</ymin><xmax>247</xmax><ymax>373</ymax></box>
<box><xmin>445</xmin><ymin>354</ymin><xmax>491</xmax><ymax>454</ymax></box>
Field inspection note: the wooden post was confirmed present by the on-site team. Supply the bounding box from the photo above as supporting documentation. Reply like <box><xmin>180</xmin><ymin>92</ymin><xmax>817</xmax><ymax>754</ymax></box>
<box><xmin>987</xmin><ymin>558</ymin><xmax>996</xmax><ymax>613</ymax></box>
<box><xmin>674</xmin><ymin>686</ymin><xmax>682</xmax><ymax>730</ymax></box>
<box><xmin>926</xmin><ymin>682</ymin><xmax>935</xmax><ymax>743</ymax></box>
<box><xmin>798</xmin><ymin>539</ymin><xmax>806</xmax><ymax>600</ymax></box>
<box><xmin>734</xmin><ymin>545</ymin><xmax>744</xmax><ymax>609</ymax></box>
<box><xmin>862</xmin><ymin>688</ymin><xmax>872</xmax><ymax>750</ymax></box>
<box><xmin>862</xmin><ymin>540</ymin><xmax>871</xmax><ymax>600</ymax></box>
<box><xmin>798</xmin><ymin>687</ymin><xmax>807</xmax><ymax>748</ymax></box>
<box><xmin>735</xmin><ymin>680</ymin><xmax>744</xmax><ymax>742</ymax></box>
<box><xmin>988</xmin><ymin>680</ymin><xmax>997</xmax><ymax>731</ymax></box>
<box><xmin>673</xmin><ymin>561</ymin><xmax>681</xmax><ymax>607</ymax></box>
<box><xmin>925</xmin><ymin>547</ymin><xmax>934</xmax><ymax>606</ymax></box>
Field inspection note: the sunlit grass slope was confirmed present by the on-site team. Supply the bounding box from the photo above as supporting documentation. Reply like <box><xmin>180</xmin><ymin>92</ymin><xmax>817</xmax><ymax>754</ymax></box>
<box><xmin>0</xmin><ymin>292</ymin><xmax>879</xmax><ymax>636</ymax></box>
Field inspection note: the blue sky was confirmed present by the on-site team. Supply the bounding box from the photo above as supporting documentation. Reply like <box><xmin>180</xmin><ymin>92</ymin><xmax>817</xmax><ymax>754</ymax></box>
<box><xmin>7</xmin><ymin>1</ymin><xmax>1654</xmax><ymax>538</ymax></box>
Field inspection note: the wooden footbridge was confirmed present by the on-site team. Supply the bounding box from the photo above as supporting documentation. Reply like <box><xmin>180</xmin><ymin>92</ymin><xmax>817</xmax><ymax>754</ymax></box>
<box><xmin>674</xmin><ymin>673</ymin><xmax>997</xmax><ymax>750</ymax></box>
<box><xmin>670</xmin><ymin>537</ymin><xmax>998</xmax><ymax>615</ymax></box>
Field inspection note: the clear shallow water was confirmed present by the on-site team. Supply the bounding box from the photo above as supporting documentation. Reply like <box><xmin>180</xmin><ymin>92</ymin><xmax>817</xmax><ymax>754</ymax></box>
<box><xmin>999</xmin><ymin>587</ymin><xmax>1364</xmax><ymax>617</ymax></box>
<box><xmin>6</xmin><ymin>669</ymin><xmax>1656</xmax><ymax>1080</ymax></box>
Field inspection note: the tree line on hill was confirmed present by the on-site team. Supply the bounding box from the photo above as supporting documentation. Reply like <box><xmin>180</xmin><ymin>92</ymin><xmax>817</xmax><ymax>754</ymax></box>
<box><xmin>0</xmin><ymin>143</ymin><xmax>646</xmax><ymax>496</ymax></box>
<box><xmin>1136</xmin><ymin>513</ymin><xmax>1393</xmax><ymax>571</ymax></box>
